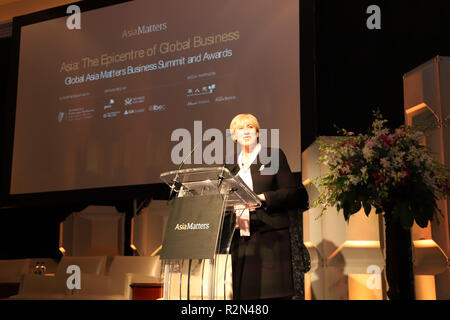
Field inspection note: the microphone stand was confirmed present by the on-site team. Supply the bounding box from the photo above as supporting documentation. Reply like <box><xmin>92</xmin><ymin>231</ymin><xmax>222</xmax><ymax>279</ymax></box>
<box><xmin>168</xmin><ymin>136</ymin><xmax>216</xmax><ymax>200</ymax></box>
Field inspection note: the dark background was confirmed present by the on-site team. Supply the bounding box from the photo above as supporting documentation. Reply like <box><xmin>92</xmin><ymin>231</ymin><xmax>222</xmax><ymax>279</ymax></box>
<box><xmin>0</xmin><ymin>0</ymin><xmax>450</xmax><ymax>259</ymax></box>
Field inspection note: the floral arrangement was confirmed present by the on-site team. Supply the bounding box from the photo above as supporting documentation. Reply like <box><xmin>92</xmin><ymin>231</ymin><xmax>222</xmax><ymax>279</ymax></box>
<box><xmin>313</xmin><ymin>112</ymin><xmax>450</xmax><ymax>229</ymax></box>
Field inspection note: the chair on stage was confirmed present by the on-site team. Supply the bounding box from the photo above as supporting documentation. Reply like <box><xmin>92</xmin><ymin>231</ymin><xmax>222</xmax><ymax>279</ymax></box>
<box><xmin>9</xmin><ymin>256</ymin><xmax>107</xmax><ymax>300</ymax></box>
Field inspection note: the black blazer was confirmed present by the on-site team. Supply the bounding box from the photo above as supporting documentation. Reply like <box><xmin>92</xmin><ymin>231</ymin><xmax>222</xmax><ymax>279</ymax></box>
<box><xmin>226</xmin><ymin>147</ymin><xmax>308</xmax><ymax>232</ymax></box>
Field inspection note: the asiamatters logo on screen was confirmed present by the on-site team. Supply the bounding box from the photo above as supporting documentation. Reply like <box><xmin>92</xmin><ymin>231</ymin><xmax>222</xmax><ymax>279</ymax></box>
<box><xmin>174</xmin><ymin>223</ymin><xmax>210</xmax><ymax>231</ymax></box>
<box><xmin>122</xmin><ymin>23</ymin><xmax>168</xmax><ymax>38</ymax></box>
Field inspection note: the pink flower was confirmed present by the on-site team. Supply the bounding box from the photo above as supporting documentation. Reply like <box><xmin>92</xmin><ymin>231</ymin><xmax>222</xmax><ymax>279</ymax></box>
<box><xmin>343</xmin><ymin>159</ymin><xmax>355</xmax><ymax>170</ymax></box>
<box><xmin>443</xmin><ymin>184</ymin><xmax>450</xmax><ymax>194</ymax></box>
<box><xmin>436</xmin><ymin>179</ymin><xmax>450</xmax><ymax>194</ymax></box>
<box><xmin>378</xmin><ymin>134</ymin><xmax>393</xmax><ymax>148</ymax></box>
<box><xmin>380</xmin><ymin>158</ymin><xmax>390</xmax><ymax>168</ymax></box>
<box><xmin>393</xmin><ymin>128</ymin><xmax>405</xmax><ymax>139</ymax></box>
<box><xmin>341</xmin><ymin>139</ymin><xmax>361</xmax><ymax>149</ymax></box>
<box><xmin>364</xmin><ymin>139</ymin><xmax>376</xmax><ymax>150</ymax></box>
<box><xmin>372</xmin><ymin>172</ymin><xmax>386</xmax><ymax>186</ymax></box>
<box><xmin>400</xmin><ymin>169</ymin><xmax>411</xmax><ymax>184</ymax></box>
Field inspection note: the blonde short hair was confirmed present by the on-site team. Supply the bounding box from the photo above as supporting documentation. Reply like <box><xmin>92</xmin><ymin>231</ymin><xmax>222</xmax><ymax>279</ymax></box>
<box><xmin>229</xmin><ymin>114</ymin><xmax>260</xmax><ymax>138</ymax></box>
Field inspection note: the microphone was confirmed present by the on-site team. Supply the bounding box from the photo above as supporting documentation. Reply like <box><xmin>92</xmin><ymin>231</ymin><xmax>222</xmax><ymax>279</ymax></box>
<box><xmin>218</xmin><ymin>132</ymin><xmax>239</xmax><ymax>188</ymax></box>
<box><xmin>223</xmin><ymin>131</ymin><xmax>240</xmax><ymax>176</ymax></box>
<box><xmin>169</xmin><ymin>136</ymin><xmax>216</xmax><ymax>200</ymax></box>
<box><xmin>217</xmin><ymin>165</ymin><xmax>225</xmax><ymax>189</ymax></box>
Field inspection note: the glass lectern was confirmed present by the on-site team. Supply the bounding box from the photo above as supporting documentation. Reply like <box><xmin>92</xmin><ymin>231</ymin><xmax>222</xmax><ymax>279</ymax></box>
<box><xmin>159</xmin><ymin>167</ymin><xmax>261</xmax><ymax>300</ymax></box>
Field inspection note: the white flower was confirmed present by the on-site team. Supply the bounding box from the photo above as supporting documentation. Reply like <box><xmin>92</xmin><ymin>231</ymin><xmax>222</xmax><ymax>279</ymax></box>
<box><xmin>349</xmin><ymin>175</ymin><xmax>361</xmax><ymax>185</ymax></box>
<box><xmin>360</xmin><ymin>166</ymin><xmax>369</xmax><ymax>181</ymax></box>
<box><xmin>362</xmin><ymin>139</ymin><xmax>376</xmax><ymax>160</ymax></box>
<box><xmin>391</xmin><ymin>152</ymin><xmax>405</xmax><ymax>168</ymax></box>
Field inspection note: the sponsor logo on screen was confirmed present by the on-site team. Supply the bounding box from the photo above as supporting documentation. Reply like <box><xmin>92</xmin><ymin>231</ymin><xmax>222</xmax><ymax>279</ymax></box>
<box><xmin>58</xmin><ymin>112</ymin><xmax>65</xmax><ymax>123</ymax></box>
<box><xmin>187</xmin><ymin>84</ymin><xmax>215</xmax><ymax>97</ymax></box>
<box><xmin>124</xmin><ymin>96</ymin><xmax>145</xmax><ymax>106</ymax></box>
<box><xmin>149</xmin><ymin>104</ymin><xmax>166</xmax><ymax>112</ymax></box>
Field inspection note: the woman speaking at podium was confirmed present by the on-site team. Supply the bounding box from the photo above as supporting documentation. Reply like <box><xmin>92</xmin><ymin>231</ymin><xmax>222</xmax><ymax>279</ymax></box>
<box><xmin>226</xmin><ymin>113</ymin><xmax>310</xmax><ymax>300</ymax></box>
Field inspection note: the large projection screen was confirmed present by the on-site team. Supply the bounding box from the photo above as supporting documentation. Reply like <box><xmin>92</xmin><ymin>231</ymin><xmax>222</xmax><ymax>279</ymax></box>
<box><xmin>10</xmin><ymin>0</ymin><xmax>301</xmax><ymax>195</ymax></box>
